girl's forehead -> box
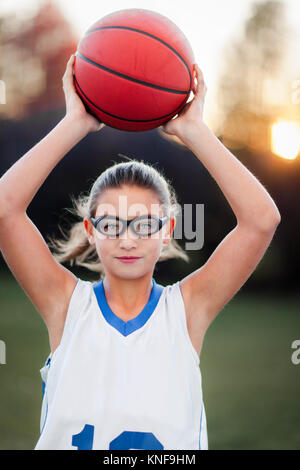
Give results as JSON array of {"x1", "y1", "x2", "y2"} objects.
[
  {"x1": 96, "y1": 186, "x2": 160, "y2": 206},
  {"x1": 95, "y1": 187, "x2": 164, "y2": 217}
]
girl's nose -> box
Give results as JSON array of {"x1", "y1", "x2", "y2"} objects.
[{"x1": 118, "y1": 226, "x2": 139, "y2": 246}]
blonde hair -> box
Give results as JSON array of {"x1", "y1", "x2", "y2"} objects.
[{"x1": 47, "y1": 157, "x2": 190, "y2": 279}]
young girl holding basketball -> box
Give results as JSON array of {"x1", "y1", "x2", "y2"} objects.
[{"x1": 0, "y1": 54, "x2": 280, "y2": 450}]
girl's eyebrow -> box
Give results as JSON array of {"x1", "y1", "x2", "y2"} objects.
[{"x1": 96, "y1": 213, "x2": 153, "y2": 218}]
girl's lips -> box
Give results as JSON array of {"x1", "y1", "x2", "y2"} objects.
[{"x1": 116, "y1": 257, "x2": 141, "y2": 263}]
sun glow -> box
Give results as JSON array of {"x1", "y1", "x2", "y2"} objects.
[{"x1": 271, "y1": 121, "x2": 300, "y2": 160}]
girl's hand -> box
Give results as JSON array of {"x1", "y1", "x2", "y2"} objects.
[
  {"x1": 160, "y1": 63, "x2": 207, "y2": 137},
  {"x1": 62, "y1": 54, "x2": 105, "y2": 133}
]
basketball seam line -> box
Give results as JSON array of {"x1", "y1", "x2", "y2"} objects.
[
  {"x1": 84, "y1": 25, "x2": 192, "y2": 83},
  {"x1": 73, "y1": 74, "x2": 188, "y2": 123},
  {"x1": 76, "y1": 52, "x2": 189, "y2": 94}
]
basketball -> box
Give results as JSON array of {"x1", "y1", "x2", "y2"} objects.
[{"x1": 73, "y1": 9, "x2": 195, "y2": 132}]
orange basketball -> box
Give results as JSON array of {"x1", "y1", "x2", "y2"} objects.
[{"x1": 74, "y1": 9, "x2": 195, "y2": 131}]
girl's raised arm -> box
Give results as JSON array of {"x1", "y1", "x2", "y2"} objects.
[
  {"x1": 161, "y1": 64, "x2": 281, "y2": 356},
  {"x1": 0, "y1": 54, "x2": 104, "y2": 353}
]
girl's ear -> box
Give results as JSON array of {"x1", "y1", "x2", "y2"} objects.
[
  {"x1": 163, "y1": 217, "x2": 176, "y2": 244},
  {"x1": 83, "y1": 218, "x2": 95, "y2": 245}
]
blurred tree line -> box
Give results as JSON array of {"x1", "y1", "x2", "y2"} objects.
[
  {"x1": 0, "y1": 0, "x2": 78, "y2": 118},
  {"x1": 0, "y1": 0, "x2": 299, "y2": 293}
]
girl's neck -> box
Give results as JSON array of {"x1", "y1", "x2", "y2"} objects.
[{"x1": 102, "y1": 275, "x2": 153, "y2": 315}]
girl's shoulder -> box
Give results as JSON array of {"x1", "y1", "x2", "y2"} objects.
[{"x1": 62, "y1": 276, "x2": 94, "y2": 324}]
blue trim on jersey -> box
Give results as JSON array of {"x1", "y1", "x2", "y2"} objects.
[
  {"x1": 199, "y1": 404, "x2": 203, "y2": 450},
  {"x1": 93, "y1": 277, "x2": 164, "y2": 336},
  {"x1": 40, "y1": 401, "x2": 48, "y2": 436},
  {"x1": 38, "y1": 355, "x2": 52, "y2": 442},
  {"x1": 42, "y1": 356, "x2": 51, "y2": 398}
]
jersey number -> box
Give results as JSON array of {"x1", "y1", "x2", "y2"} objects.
[{"x1": 72, "y1": 424, "x2": 164, "y2": 450}]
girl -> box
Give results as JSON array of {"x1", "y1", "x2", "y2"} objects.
[{"x1": 0, "y1": 54, "x2": 280, "y2": 450}]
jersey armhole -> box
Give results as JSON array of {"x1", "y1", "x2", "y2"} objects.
[
  {"x1": 47, "y1": 277, "x2": 82, "y2": 362},
  {"x1": 174, "y1": 280, "x2": 200, "y2": 367}
]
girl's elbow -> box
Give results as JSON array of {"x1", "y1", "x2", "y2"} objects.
[
  {"x1": 271, "y1": 206, "x2": 281, "y2": 227},
  {"x1": 262, "y1": 208, "x2": 281, "y2": 232}
]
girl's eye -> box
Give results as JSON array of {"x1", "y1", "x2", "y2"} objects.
[{"x1": 99, "y1": 221, "x2": 119, "y2": 233}]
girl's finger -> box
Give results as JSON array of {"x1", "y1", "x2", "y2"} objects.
[
  {"x1": 63, "y1": 54, "x2": 75, "y2": 76},
  {"x1": 188, "y1": 65, "x2": 195, "y2": 95},
  {"x1": 194, "y1": 64, "x2": 207, "y2": 95},
  {"x1": 192, "y1": 65, "x2": 197, "y2": 94},
  {"x1": 62, "y1": 54, "x2": 76, "y2": 87},
  {"x1": 68, "y1": 53, "x2": 75, "y2": 64},
  {"x1": 195, "y1": 63, "x2": 204, "y2": 81},
  {"x1": 67, "y1": 54, "x2": 75, "y2": 73}
]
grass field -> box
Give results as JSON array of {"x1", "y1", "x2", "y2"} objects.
[{"x1": 0, "y1": 272, "x2": 299, "y2": 450}]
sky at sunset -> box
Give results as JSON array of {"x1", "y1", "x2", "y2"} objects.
[{"x1": 1, "y1": 0, "x2": 299, "y2": 126}]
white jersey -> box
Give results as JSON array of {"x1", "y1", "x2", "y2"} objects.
[{"x1": 35, "y1": 277, "x2": 208, "y2": 450}]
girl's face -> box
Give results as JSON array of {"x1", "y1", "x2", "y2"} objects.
[{"x1": 84, "y1": 185, "x2": 175, "y2": 280}]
